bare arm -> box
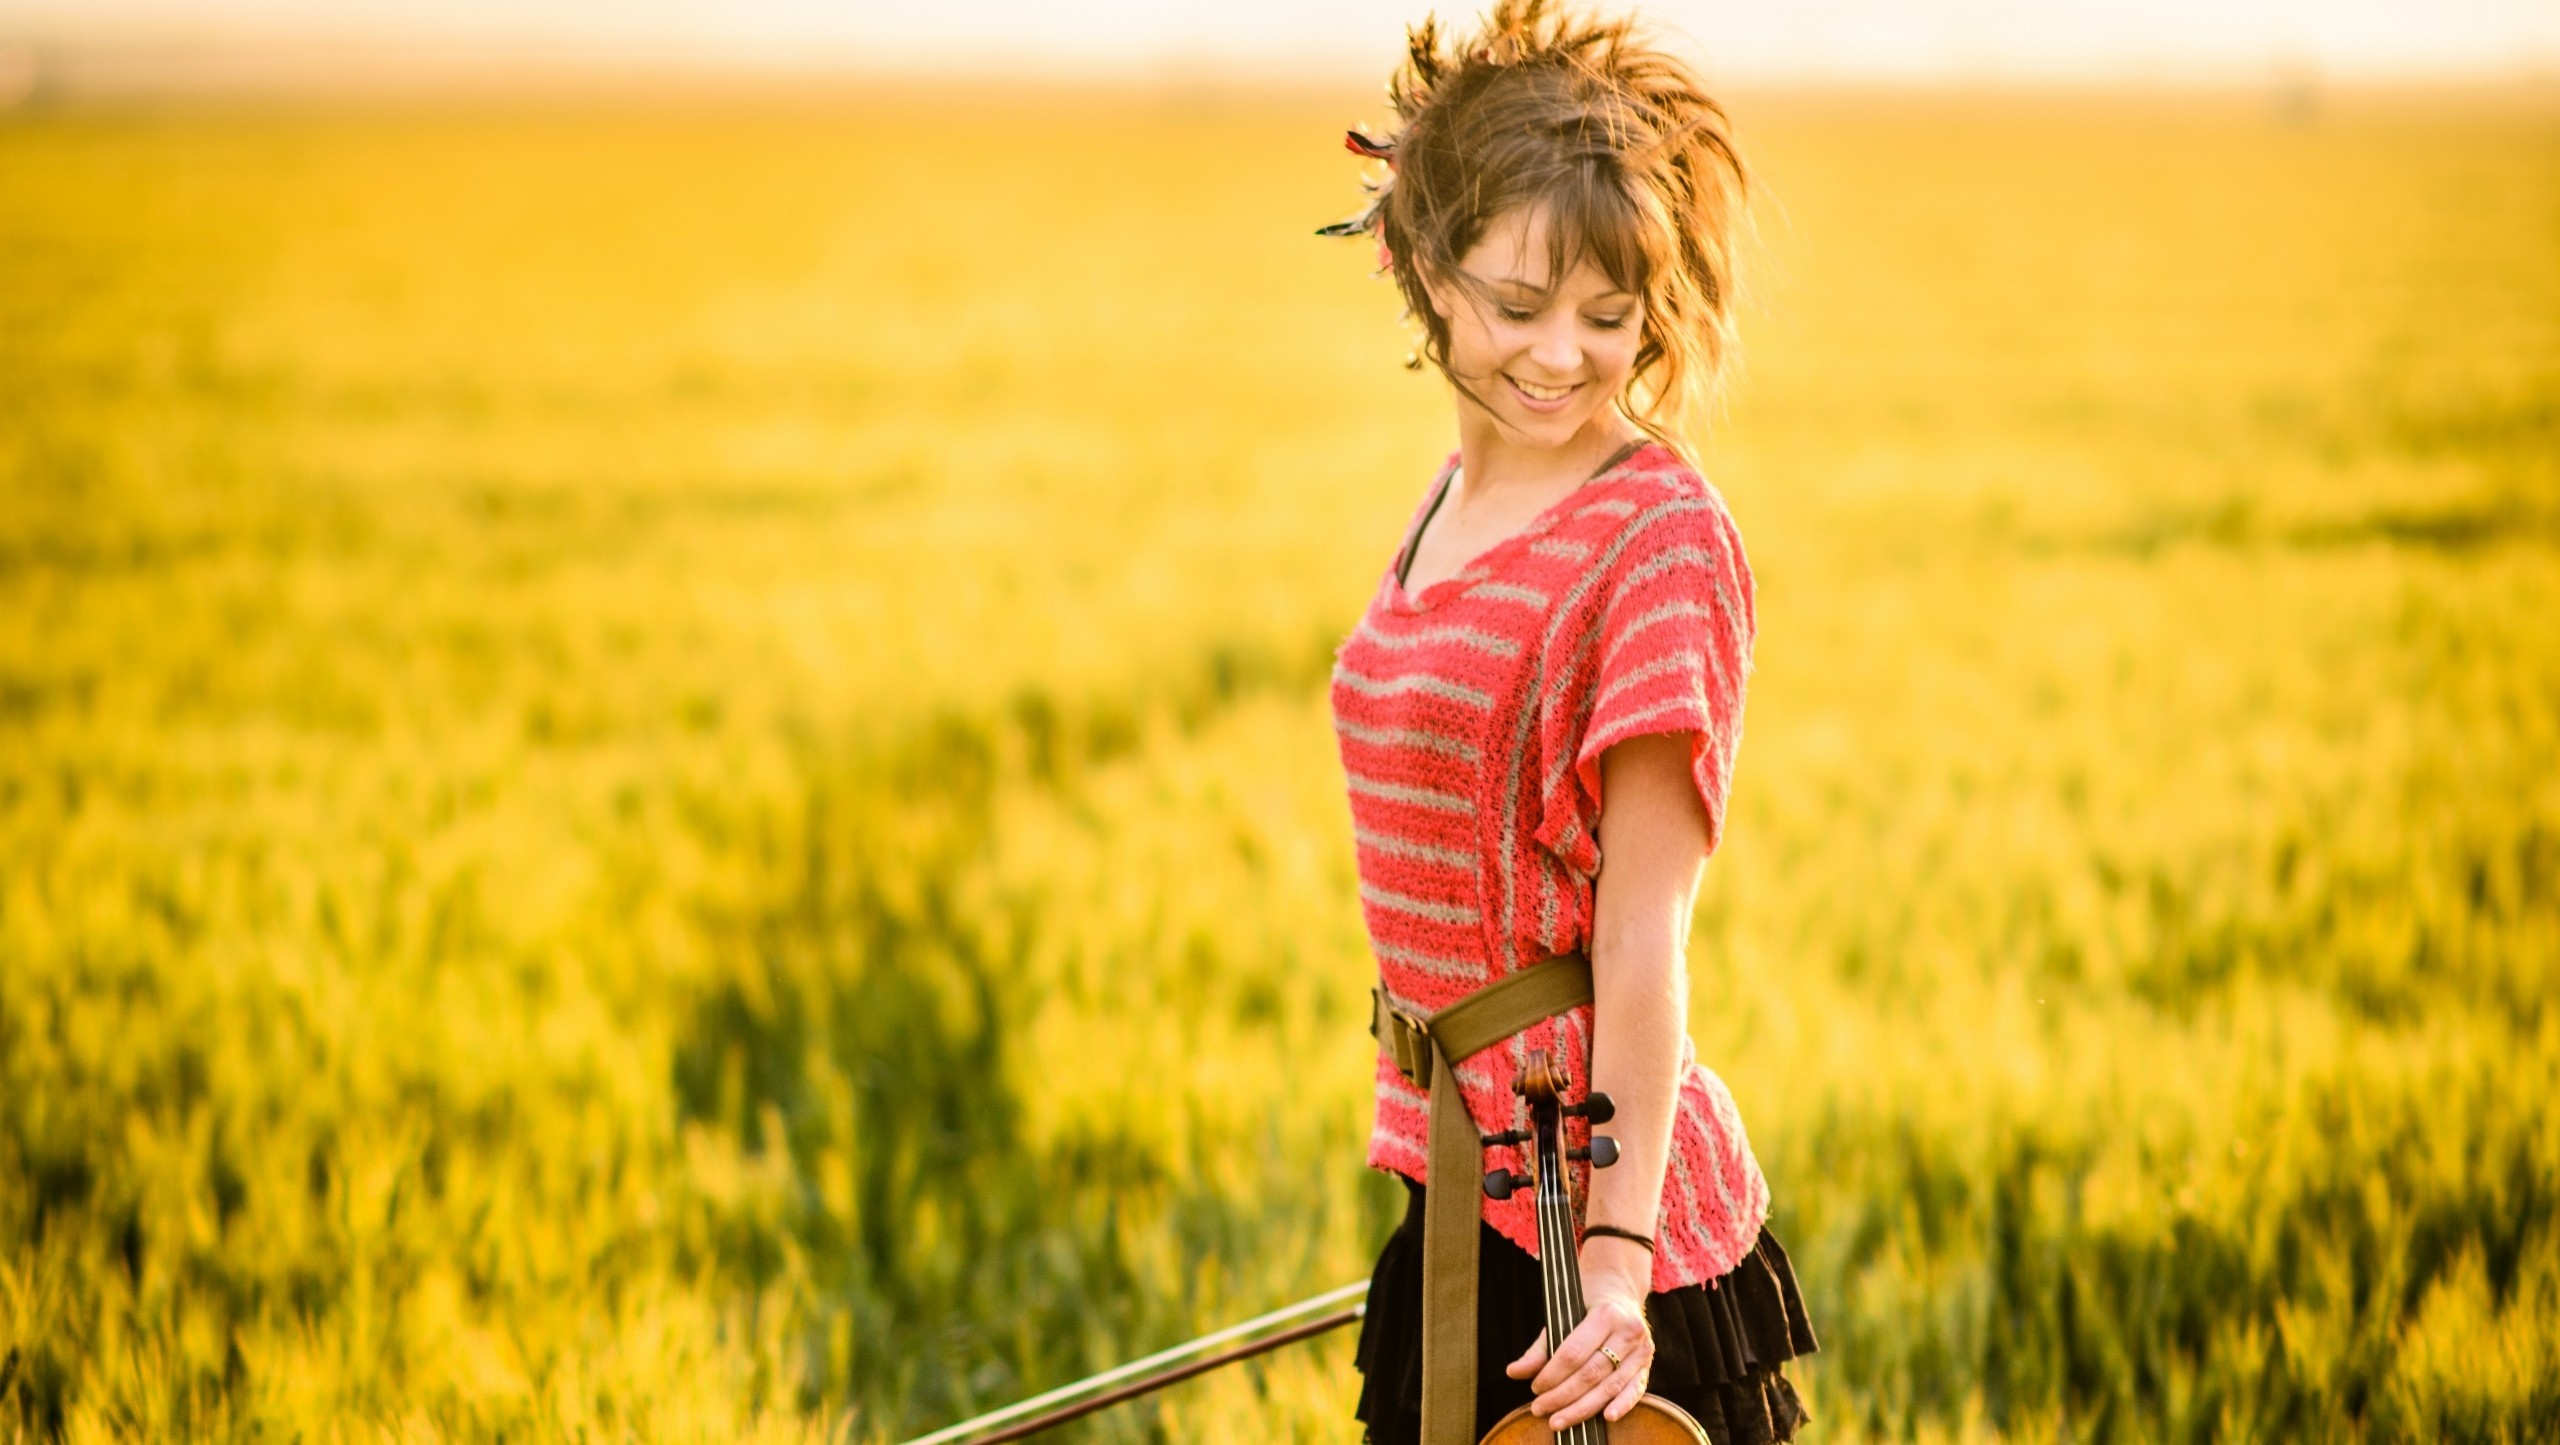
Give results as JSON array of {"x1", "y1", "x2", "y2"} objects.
[{"x1": 1508, "y1": 729, "x2": 1709, "y2": 1426}]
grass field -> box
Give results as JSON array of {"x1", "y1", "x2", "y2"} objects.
[{"x1": 2, "y1": 83, "x2": 2557, "y2": 1442}]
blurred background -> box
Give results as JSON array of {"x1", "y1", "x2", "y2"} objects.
[{"x1": 1, "y1": 2, "x2": 2555, "y2": 1441}]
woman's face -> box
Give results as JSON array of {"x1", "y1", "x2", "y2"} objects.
[{"x1": 1427, "y1": 205, "x2": 1645, "y2": 451}]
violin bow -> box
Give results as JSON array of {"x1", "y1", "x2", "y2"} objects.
[{"x1": 884, "y1": 1281, "x2": 1368, "y2": 1445}]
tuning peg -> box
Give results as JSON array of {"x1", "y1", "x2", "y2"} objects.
[
  {"x1": 1563, "y1": 1092, "x2": 1616, "y2": 1125},
  {"x1": 1480, "y1": 1129, "x2": 1531, "y2": 1150},
  {"x1": 1568, "y1": 1136, "x2": 1621, "y2": 1168},
  {"x1": 1483, "y1": 1168, "x2": 1531, "y2": 1200}
]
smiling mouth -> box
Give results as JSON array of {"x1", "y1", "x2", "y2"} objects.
[{"x1": 1507, "y1": 374, "x2": 1576, "y2": 403}]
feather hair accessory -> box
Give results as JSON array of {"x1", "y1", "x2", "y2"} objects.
[{"x1": 1315, "y1": 128, "x2": 1396, "y2": 241}]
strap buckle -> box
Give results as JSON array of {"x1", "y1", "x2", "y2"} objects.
[{"x1": 1371, "y1": 988, "x2": 1435, "y2": 1088}]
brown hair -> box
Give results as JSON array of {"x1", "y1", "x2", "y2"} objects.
[{"x1": 1322, "y1": 0, "x2": 1747, "y2": 450}]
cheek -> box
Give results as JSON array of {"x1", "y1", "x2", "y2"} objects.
[
  {"x1": 1449, "y1": 314, "x2": 1520, "y2": 368},
  {"x1": 1591, "y1": 331, "x2": 1643, "y2": 381}
]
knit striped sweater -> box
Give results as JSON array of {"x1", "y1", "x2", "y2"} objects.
[{"x1": 1329, "y1": 440, "x2": 1768, "y2": 1292}]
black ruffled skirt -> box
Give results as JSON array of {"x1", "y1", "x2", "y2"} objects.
[{"x1": 1354, "y1": 1179, "x2": 1817, "y2": 1445}]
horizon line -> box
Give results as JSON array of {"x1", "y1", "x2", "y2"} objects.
[{"x1": 6, "y1": 32, "x2": 2558, "y2": 108}]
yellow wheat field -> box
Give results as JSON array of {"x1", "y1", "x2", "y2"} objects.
[{"x1": 1, "y1": 85, "x2": 2555, "y2": 1441}]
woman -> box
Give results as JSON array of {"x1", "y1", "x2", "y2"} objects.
[{"x1": 1321, "y1": 3, "x2": 1818, "y2": 1442}]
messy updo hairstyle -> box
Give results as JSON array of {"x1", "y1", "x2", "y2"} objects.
[{"x1": 1321, "y1": 0, "x2": 1747, "y2": 450}]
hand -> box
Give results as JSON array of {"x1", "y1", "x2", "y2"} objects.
[{"x1": 1504, "y1": 1242, "x2": 1655, "y2": 1428}]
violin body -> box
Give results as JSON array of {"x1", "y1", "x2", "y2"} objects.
[{"x1": 1480, "y1": 1394, "x2": 1708, "y2": 1444}]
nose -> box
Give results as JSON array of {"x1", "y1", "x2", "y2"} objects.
[{"x1": 1526, "y1": 315, "x2": 1582, "y2": 378}]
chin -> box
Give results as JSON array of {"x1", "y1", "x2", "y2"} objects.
[{"x1": 1503, "y1": 405, "x2": 1605, "y2": 451}]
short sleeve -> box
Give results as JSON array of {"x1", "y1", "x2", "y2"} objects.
[{"x1": 1534, "y1": 493, "x2": 1755, "y2": 876}]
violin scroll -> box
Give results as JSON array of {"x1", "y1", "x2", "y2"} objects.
[
  {"x1": 1507, "y1": 1052, "x2": 1620, "y2": 1162},
  {"x1": 1514, "y1": 1049, "x2": 1569, "y2": 1106}
]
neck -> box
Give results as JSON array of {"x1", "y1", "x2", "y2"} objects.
[{"x1": 1450, "y1": 395, "x2": 1642, "y2": 499}]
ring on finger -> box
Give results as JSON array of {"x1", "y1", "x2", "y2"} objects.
[{"x1": 1600, "y1": 1344, "x2": 1624, "y2": 1369}]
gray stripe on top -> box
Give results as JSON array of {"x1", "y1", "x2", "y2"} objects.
[
  {"x1": 1617, "y1": 542, "x2": 1717, "y2": 594},
  {"x1": 1600, "y1": 598, "x2": 1716, "y2": 671},
  {"x1": 1591, "y1": 651, "x2": 1706, "y2": 717},
  {"x1": 1334, "y1": 668, "x2": 1494, "y2": 710},
  {"x1": 1346, "y1": 772, "x2": 1474, "y2": 814},
  {"x1": 1591, "y1": 694, "x2": 1709, "y2": 744},
  {"x1": 1334, "y1": 717, "x2": 1482, "y2": 763},
  {"x1": 1359, "y1": 623, "x2": 1523, "y2": 659},
  {"x1": 1362, "y1": 882, "x2": 1480, "y2": 926},
  {"x1": 1373, "y1": 939, "x2": 1483, "y2": 982},
  {"x1": 1466, "y1": 581, "x2": 1550, "y2": 609},
  {"x1": 1355, "y1": 825, "x2": 1475, "y2": 870}
]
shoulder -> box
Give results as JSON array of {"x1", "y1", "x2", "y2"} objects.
[{"x1": 1558, "y1": 444, "x2": 1752, "y2": 602}]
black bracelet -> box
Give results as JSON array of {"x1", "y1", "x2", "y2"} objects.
[{"x1": 1581, "y1": 1224, "x2": 1656, "y2": 1253}]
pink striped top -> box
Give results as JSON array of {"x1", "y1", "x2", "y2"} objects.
[{"x1": 1329, "y1": 440, "x2": 1767, "y2": 1291}]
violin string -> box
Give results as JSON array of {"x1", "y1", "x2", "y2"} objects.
[
  {"x1": 1566, "y1": 1135, "x2": 1601, "y2": 1445},
  {"x1": 1536, "y1": 1100, "x2": 1601, "y2": 1445}
]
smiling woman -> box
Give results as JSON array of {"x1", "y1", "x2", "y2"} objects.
[
  {"x1": 1316, "y1": 5, "x2": 1814, "y2": 1445},
  {"x1": 1326, "y1": 0, "x2": 1744, "y2": 452}
]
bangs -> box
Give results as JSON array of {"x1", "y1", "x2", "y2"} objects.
[
  {"x1": 1445, "y1": 149, "x2": 1665, "y2": 308},
  {"x1": 1535, "y1": 160, "x2": 1660, "y2": 301}
]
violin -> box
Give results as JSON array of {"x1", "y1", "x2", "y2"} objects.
[{"x1": 1477, "y1": 1051, "x2": 1707, "y2": 1445}]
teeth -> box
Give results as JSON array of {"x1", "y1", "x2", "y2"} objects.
[{"x1": 1511, "y1": 376, "x2": 1571, "y2": 401}]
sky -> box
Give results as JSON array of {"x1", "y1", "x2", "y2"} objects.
[{"x1": 6, "y1": 0, "x2": 2557, "y2": 85}]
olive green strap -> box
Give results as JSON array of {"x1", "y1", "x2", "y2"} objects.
[
  {"x1": 1374, "y1": 953, "x2": 1594, "y2": 1445},
  {"x1": 1420, "y1": 1058, "x2": 1482, "y2": 1445}
]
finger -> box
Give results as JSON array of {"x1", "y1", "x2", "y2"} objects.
[
  {"x1": 1600, "y1": 1367, "x2": 1650, "y2": 1423},
  {"x1": 1504, "y1": 1329, "x2": 1548, "y2": 1380},
  {"x1": 1542, "y1": 1367, "x2": 1616, "y2": 1429}
]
